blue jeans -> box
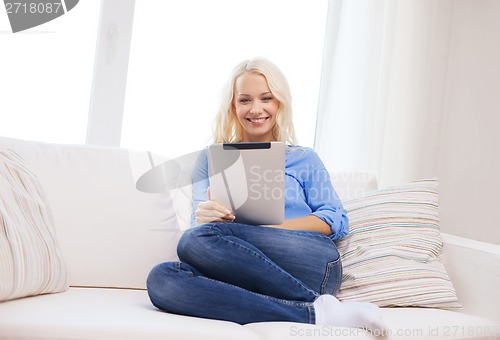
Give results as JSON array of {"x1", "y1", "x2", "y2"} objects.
[{"x1": 146, "y1": 222, "x2": 342, "y2": 324}]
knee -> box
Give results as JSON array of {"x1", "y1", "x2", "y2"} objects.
[
  {"x1": 146, "y1": 262, "x2": 183, "y2": 311},
  {"x1": 146, "y1": 262, "x2": 177, "y2": 296},
  {"x1": 176, "y1": 226, "x2": 203, "y2": 260},
  {"x1": 146, "y1": 262, "x2": 203, "y2": 313},
  {"x1": 176, "y1": 223, "x2": 222, "y2": 261}
]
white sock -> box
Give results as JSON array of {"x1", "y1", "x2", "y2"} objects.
[{"x1": 313, "y1": 294, "x2": 387, "y2": 331}]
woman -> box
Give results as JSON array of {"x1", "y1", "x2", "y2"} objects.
[{"x1": 147, "y1": 58, "x2": 385, "y2": 330}]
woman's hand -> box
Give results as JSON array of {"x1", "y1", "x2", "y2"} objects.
[{"x1": 195, "y1": 187, "x2": 235, "y2": 225}]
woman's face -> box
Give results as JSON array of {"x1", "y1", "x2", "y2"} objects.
[{"x1": 233, "y1": 72, "x2": 279, "y2": 142}]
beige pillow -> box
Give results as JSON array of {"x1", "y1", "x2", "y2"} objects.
[
  {"x1": 0, "y1": 150, "x2": 68, "y2": 302},
  {"x1": 336, "y1": 178, "x2": 461, "y2": 309}
]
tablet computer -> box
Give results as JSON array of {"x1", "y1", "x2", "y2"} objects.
[{"x1": 208, "y1": 142, "x2": 286, "y2": 225}]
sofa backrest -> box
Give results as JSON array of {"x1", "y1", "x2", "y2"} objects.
[{"x1": 0, "y1": 136, "x2": 377, "y2": 290}]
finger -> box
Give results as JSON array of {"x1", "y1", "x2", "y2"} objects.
[
  {"x1": 196, "y1": 208, "x2": 236, "y2": 224},
  {"x1": 199, "y1": 200, "x2": 232, "y2": 216},
  {"x1": 196, "y1": 208, "x2": 226, "y2": 220},
  {"x1": 197, "y1": 214, "x2": 233, "y2": 224},
  {"x1": 222, "y1": 213, "x2": 236, "y2": 221},
  {"x1": 196, "y1": 204, "x2": 232, "y2": 222},
  {"x1": 207, "y1": 186, "x2": 211, "y2": 200}
]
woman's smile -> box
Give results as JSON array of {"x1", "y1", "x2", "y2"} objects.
[{"x1": 246, "y1": 116, "x2": 270, "y2": 125}]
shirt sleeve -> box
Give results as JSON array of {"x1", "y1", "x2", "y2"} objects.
[
  {"x1": 304, "y1": 150, "x2": 349, "y2": 240},
  {"x1": 190, "y1": 148, "x2": 209, "y2": 228}
]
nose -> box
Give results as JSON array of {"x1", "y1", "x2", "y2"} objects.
[{"x1": 250, "y1": 102, "x2": 262, "y2": 115}]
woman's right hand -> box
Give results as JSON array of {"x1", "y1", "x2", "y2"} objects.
[{"x1": 195, "y1": 187, "x2": 236, "y2": 225}]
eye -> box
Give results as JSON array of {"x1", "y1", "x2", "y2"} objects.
[
  {"x1": 262, "y1": 96, "x2": 274, "y2": 102},
  {"x1": 238, "y1": 98, "x2": 251, "y2": 103}
]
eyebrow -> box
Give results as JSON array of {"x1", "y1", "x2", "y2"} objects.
[{"x1": 237, "y1": 92, "x2": 273, "y2": 96}]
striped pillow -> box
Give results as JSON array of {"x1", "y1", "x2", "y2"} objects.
[
  {"x1": 336, "y1": 179, "x2": 461, "y2": 308},
  {"x1": 0, "y1": 150, "x2": 68, "y2": 302}
]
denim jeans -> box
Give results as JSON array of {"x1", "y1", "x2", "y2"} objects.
[{"x1": 146, "y1": 222, "x2": 342, "y2": 325}]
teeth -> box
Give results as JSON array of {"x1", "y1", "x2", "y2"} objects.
[{"x1": 250, "y1": 118, "x2": 266, "y2": 123}]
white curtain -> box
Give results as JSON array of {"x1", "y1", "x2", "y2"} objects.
[{"x1": 315, "y1": 0, "x2": 453, "y2": 188}]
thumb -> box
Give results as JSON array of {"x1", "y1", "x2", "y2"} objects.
[{"x1": 207, "y1": 186, "x2": 211, "y2": 200}]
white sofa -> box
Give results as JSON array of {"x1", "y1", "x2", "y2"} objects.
[{"x1": 0, "y1": 136, "x2": 499, "y2": 340}]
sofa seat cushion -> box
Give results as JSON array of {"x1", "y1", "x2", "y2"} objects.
[
  {"x1": 0, "y1": 287, "x2": 259, "y2": 340},
  {"x1": 246, "y1": 309, "x2": 498, "y2": 339},
  {"x1": 1, "y1": 288, "x2": 497, "y2": 340}
]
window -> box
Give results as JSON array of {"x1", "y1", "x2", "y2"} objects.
[
  {"x1": 0, "y1": 1, "x2": 101, "y2": 144},
  {"x1": 121, "y1": 0, "x2": 328, "y2": 158}
]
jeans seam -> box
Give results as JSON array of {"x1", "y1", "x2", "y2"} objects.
[
  {"x1": 308, "y1": 304, "x2": 315, "y2": 324},
  {"x1": 320, "y1": 257, "x2": 342, "y2": 295}
]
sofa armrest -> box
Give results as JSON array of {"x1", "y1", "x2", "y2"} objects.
[{"x1": 441, "y1": 232, "x2": 500, "y2": 323}]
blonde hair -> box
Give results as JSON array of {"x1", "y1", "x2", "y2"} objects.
[{"x1": 213, "y1": 57, "x2": 298, "y2": 145}]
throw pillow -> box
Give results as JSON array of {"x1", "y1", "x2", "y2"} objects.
[
  {"x1": 0, "y1": 150, "x2": 68, "y2": 302},
  {"x1": 336, "y1": 178, "x2": 461, "y2": 309}
]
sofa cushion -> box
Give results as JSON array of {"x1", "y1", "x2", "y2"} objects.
[
  {"x1": 0, "y1": 287, "x2": 260, "y2": 340},
  {"x1": 0, "y1": 287, "x2": 496, "y2": 340},
  {"x1": 0, "y1": 150, "x2": 68, "y2": 302},
  {"x1": 336, "y1": 179, "x2": 461, "y2": 309},
  {"x1": 0, "y1": 136, "x2": 182, "y2": 289}
]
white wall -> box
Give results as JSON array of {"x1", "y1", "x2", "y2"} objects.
[
  {"x1": 378, "y1": 0, "x2": 500, "y2": 244},
  {"x1": 437, "y1": 0, "x2": 500, "y2": 244}
]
